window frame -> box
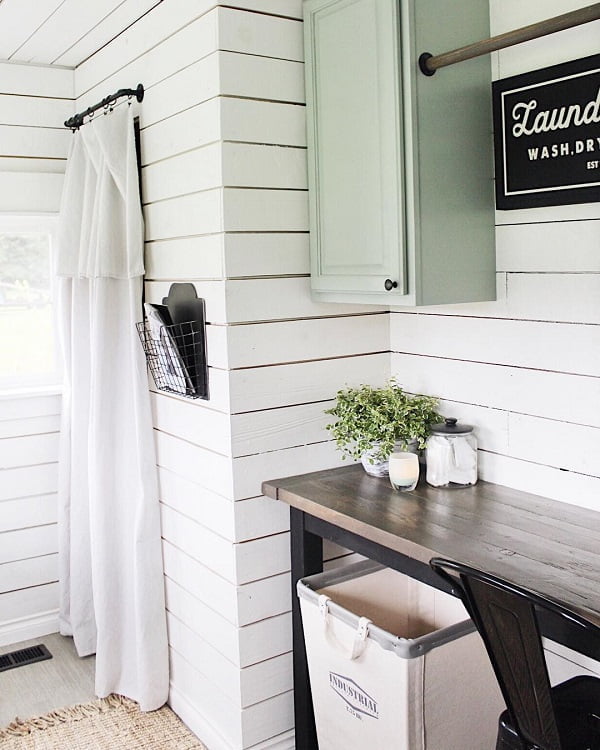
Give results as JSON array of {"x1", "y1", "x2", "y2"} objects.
[{"x1": 0, "y1": 213, "x2": 61, "y2": 394}]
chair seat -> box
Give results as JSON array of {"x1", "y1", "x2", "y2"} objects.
[{"x1": 497, "y1": 675, "x2": 600, "y2": 750}]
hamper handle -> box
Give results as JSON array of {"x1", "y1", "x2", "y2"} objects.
[{"x1": 318, "y1": 595, "x2": 371, "y2": 660}]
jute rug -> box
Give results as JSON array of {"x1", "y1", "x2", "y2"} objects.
[{"x1": 0, "y1": 694, "x2": 207, "y2": 750}]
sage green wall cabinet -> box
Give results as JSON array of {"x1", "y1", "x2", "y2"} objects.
[{"x1": 304, "y1": 0, "x2": 496, "y2": 306}]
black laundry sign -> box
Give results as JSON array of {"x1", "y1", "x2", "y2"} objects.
[{"x1": 493, "y1": 54, "x2": 600, "y2": 209}]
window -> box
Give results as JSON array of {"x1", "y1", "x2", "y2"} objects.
[{"x1": 0, "y1": 215, "x2": 60, "y2": 390}]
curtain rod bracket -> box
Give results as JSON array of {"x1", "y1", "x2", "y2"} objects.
[
  {"x1": 65, "y1": 84, "x2": 144, "y2": 130},
  {"x1": 419, "y1": 3, "x2": 600, "y2": 76},
  {"x1": 418, "y1": 53, "x2": 436, "y2": 77}
]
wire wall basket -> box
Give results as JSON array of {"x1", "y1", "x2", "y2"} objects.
[{"x1": 137, "y1": 319, "x2": 208, "y2": 399}]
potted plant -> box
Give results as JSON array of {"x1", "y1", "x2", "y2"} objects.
[{"x1": 325, "y1": 380, "x2": 441, "y2": 476}]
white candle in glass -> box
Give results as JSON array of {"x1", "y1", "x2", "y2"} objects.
[{"x1": 389, "y1": 452, "x2": 419, "y2": 491}]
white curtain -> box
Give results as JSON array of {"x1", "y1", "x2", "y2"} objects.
[{"x1": 56, "y1": 105, "x2": 168, "y2": 711}]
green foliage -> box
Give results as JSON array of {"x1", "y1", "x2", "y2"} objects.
[{"x1": 325, "y1": 380, "x2": 440, "y2": 462}]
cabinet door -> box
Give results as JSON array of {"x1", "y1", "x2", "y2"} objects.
[{"x1": 304, "y1": 0, "x2": 406, "y2": 296}]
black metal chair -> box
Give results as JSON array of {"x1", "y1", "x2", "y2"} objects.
[{"x1": 430, "y1": 557, "x2": 600, "y2": 750}]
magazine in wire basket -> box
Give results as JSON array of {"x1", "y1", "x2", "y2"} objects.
[{"x1": 137, "y1": 303, "x2": 208, "y2": 399}]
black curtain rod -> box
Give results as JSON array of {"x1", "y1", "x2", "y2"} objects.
[{"x1": 64, "y1": 83, "x2": 144, "y2": 130}]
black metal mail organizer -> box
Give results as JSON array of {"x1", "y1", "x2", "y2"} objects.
[{"x1": 137, "y1": 283, "x2": 209, "y2": 400}]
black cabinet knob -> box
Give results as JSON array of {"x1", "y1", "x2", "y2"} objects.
[{"x1": 384, "y1": 279, "x2": 398, "y2": 291}]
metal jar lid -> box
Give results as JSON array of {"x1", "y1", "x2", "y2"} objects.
[{"x1": 430, "y1": 417, "x2": 473, "y2": 435}]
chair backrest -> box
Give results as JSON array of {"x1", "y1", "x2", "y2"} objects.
[{"x1": 430, "y1": 558, "x2": 600, "y2": 750}]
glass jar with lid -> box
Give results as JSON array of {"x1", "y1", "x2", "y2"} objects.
[{"x1": 426, "y1": 418, "x2": 477, "y2": 488}]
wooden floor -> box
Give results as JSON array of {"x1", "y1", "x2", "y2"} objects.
[{"x1": 0, "y1": 632, "x2": 96, "y2": 728}]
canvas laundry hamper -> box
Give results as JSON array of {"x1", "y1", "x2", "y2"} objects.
[{"x1": 298, "y1": 560, "x2": 505, "y2": 750}]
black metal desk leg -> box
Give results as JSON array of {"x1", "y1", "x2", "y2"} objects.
[{"x1": 290, "y1": 507, "x2": 323, "y2": 750}]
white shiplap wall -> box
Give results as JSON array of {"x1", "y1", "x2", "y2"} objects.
[
  {"x1": 390, "y1": 0, "x2": 600, "y2": 513},
  {"x1": 3, "y1": 0, "x2": 597, "y2": 747},
  {"x1": 72, "y1": 3, "x2": 387, "y2": 749},
  {"x1": 0, "y1": 393, "x2": 62, "y2": 645},
  {"x1": 0, "y1": 62, "x2": 72, "y2": 645}
]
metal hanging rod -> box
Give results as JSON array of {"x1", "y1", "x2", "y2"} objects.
[
  {"x1": 419, "y1": 3, "x2": 600, "y2": 76},
  {"x1": 64, "y1": 83, "x2": 144, "y2": 130}
]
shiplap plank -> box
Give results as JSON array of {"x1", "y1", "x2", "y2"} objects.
[
  {"x1": 0, "y1": 414, "x2": 60, "y2": 439},
  {"x1": 17, "y1": 0, "x2": 126, "y2": 62},
  {"x1": 0, "y1": 494, "x2": 57, "y2": 533},
  {"x1": 218, "y1": 7, "x2": 303, "y2": 62},
  {"x1": 506, "y1": 274, "x2": 600, "y2": 325},
  {"x1": 496, "y1": 221, "x2": 600, "y2": 272},
  {"x1": 0, "y1": 0, "x2": 66, "y2": 60},
  {"x1": 233, "y1": 441, "x2": 344, "y2": 501},
  {"x1": 0, "y1": 464, "x2": 58, "y2": 502},
  {"x1": 219, "y1": 51, "x2": 304, "y2": 103},
  {"x1": 160, "y1": 467, "x2": 290, "y2": 542},
  {"x1": 163, "y1": 541, "x2": 291, "y2": 626},
  {"x1": 163, "y1": 540, "x2": 238, "y2": 624},
  {"x1": 165, "y1": 577, "x2": 292, "y2": 667},
  {"x1": 234, "y1": 496, "x2": 290, "y2": 543},
  {"x1": 220, "y1": 98, "x2": 306, "y2": 147},
  {"x1": 223, "y1": 187, "x2": 307, "y2": 232},
  {"x1": 0, "y1": 62, "x2": 73, "y2": 99},
  {"x1": 159, "y1": 469, "x2": 234, "y2": 540},
  {"x1": 162, "y1": 502, "x2": 289, "y2": 584},
  {"x1": 0, "y1": 553, "x2": 58, "y2": 594},
  {"x1": 224, "y1": 232, "x2": 309, "y2": 278},
  {"x1": 0, "y1": 433, "x2": 59, "y2": 470},
  {"x1": 74, "y1": 2, "x2": 216, "y2": 99},
  {"x1": 144, "y1": 189, "x2": 223, "y2": 241},
  {"x1": 54, "y1": 0, "x2": 162, "y2": 67},
  {"x1": 0, "y1": 524, "x2": 57, "y2": 565},
  {"x1": 167, "y1": 613, "x2": 241, "y2": 706},
  {"x1": 495, "y1": 203, "x2": 600, "y2": 224},
  {"x1": 0, "y1": 172, "x2": 64, "y2": 212},
  {"x1": 149, "y1": 277, "x2": 381, "y2": 324},
  {"x1": 391, "y1": 352, "x2": 600, "y2": 428},
  {"x1": 165, "y1": 579, "x2": 238, "y2": 665},
  {"x1": 237, "y1": 572, "x2": 290, "y2": 627},
  {"x1": 136, "y1": 55, "x2": 220, "y2": 129},
  {"x1": 390, "y1": 312, "x2": 600, "y2": 377},
  {"x1": 169, "y1": 648, "x2": 293, "y2": 748},
  {"x1": 234, "y1": 532, "x2": 290, "y2": 584},
  {"x1": 229, "y1": 353, "x2": 390, "y2": 412},
  {"x1": 144, "y1": 235, "x2": 224, "y2": 281},
  {"x1": 140, "y1": 99, "x2": 220, "y2": 166},
  {"x1": 0, "y1": 124, "x2": 70, "y2": 158},
  {"x1": 151, "y1": 390, "x2": 231, "y2": 455},
  {"x1": 161, "y1": 504, "x2": 235, "y2": 581},
  {"x1": 493, "y1": 4, "x2": 600, "y2": 79},
  {"x1": 0, "y1": 95, "x2": 71, "y2": 128},
  {"x1": 222, "y1": 143, "x2": 307, "y2": 189},
  {"x1": 224, "y1": 0, "x2": 301, "y2": 18},
  {"x1": 148, "y1": 366, "x2": 230, "y2": 414},
  {"x1": 479, "y1": 452, "x2": 600, "y2": 512},
  {"x1": 142, "y1": 143, "x2": 222, "y2": 204},
  {"x1": 0, "y1": 394, "x2": 60, "y2": 422},
  {"x1": 226, "y1": 314, "x2": 389, "y2": 369},
  {"x1": 225, "y1": 277, "x2": 379, "y2": 322},
  {"x1": 509, "y1": 414, "x2": 600, "y2": 478},
  {"x1": 0, "y1": 157, "x2": 66, "y2": 174},
  {"x1": 0, "y1": 582, "x2": 58, "y2": 623},
  {"x1": 393, "y1": 273, "x2": 507, "y2": 318},
  {"x1": 436, "y1": 399, "x2": 509, "y2": 455},
  {"x1": 232, "y1": 401, "x2": 331, "y2": 457}
]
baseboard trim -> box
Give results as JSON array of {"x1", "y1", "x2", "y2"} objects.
[
  {"x1": 169, "y1": 684, "x2": 232, "y2": 750},
  {"x1": 0, "y1": 609, "x2": 59, "y2": 647},
  {"x1": 168, "y1": 686, "x2": 295, "y2": 750}
]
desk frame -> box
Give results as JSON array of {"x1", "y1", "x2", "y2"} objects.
[{"x1": 264, "y1": 465, "x2": 600, "y2": 750}]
